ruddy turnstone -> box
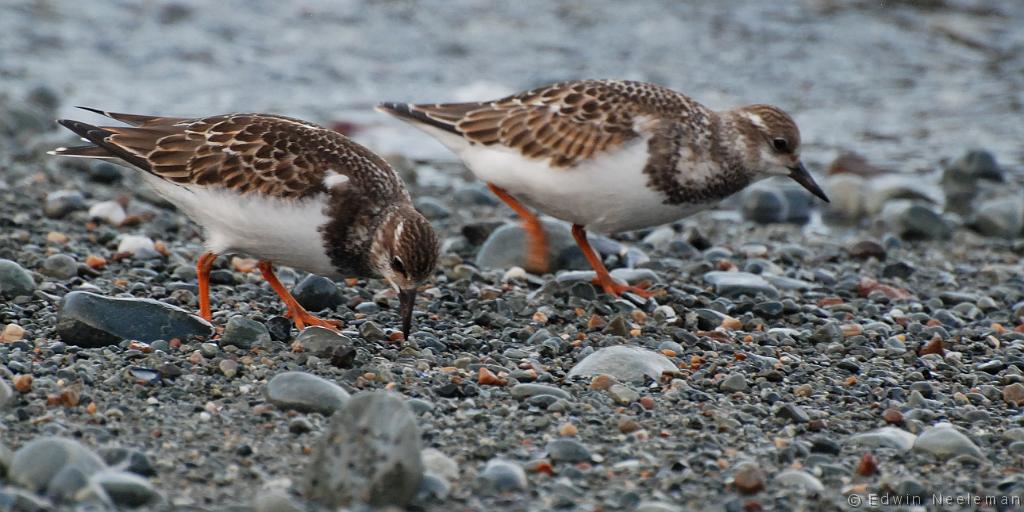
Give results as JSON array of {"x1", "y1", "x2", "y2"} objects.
[
  {"x1": 378, "y1": 79, "x2": 829, "y2": 296},
  {"x1": 50, "y1": 108, "x2": 438, "y2": 335}
]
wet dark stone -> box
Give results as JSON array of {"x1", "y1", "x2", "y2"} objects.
[{"x1": 56, "y1": 291, "x2": 213, "y2": 347}]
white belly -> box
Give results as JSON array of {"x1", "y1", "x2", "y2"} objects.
[
  {"x1": 142, "y1": 175, "x2": 339, "y2": 276},
  {"x1": 457, "y1": 140, "x2": 708, "y2": 233}
]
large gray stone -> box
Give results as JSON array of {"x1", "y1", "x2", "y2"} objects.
[
  {"x1": 43, "y1": 190, "x2": 86, "y2": 219},
  {"x1": 9, "y1": 437, "x2": 106, "y2": 493},
  {"x1": 90, "y1": 470, "x2": 162, "y2": 507},
  {"x1": 264, "y1": 371, "x2": 351, "y2": 415},
  {"x1": 971, "y1": 195, "x2": 1024, "y2": 238},
  {"x1": 741, "y1": 185, "x2": 788, "y2": 224},
  {"x1": 56, "y1": 291, "x2": 214, "y2": 347},
  {"x1": 304, "y1": 392, "x2": 423, "y2": 508},
  {"x1": 823, "y1": 174, "x2": 866, "y2": 221},
  {"x1": 475, "y1": 219, "x2": 577, "y2": 272},
  {"x1": 866, "y1": 174, "x2": 943, "y2": 215},
  {"x1": 942, "y1": 150, "x2": 1003, "y2": 214},
  {"x1": 913, "y1": 423, "x2": 984, "y2": 459},
  {"x1": 477, "y1": 458, "x2": 527, "y2": 494},
  {"x1": 881, "y1": 201, "x2": 950, "y2": 240},
  {"x1": 0, "y1": 378, "x2": 12, "y2": 410},
  {"x1": 568, "y1": 345, "x2": 677, "y2": 383},
  {"x1": 41, "y1": 254, "x2": 78, "y2": 280},
  {"x1": 291, "y1": 274, "x2": 344, "y2": 312},
  {"x1": 219, "y1": 316, "x2": 271, "y2": 349},
  {"x1": 0, "y1": 259, "x2": 36, "y2": 299}
]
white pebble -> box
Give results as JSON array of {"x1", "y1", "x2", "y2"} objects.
[
  {"x1": 117, "y1": 235, "x2": 155, "y2": 256},
  {"x1": 88, "y1": 200, "x2": 127, "y2": 225},
  {"x1": 502, "y1": 266, "x2": 527, "y2": 282}
]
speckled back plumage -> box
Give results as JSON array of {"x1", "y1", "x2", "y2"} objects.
[
  {"x1": 54, "y1": 110, "x2": 414, "y2": 277},
  {"x1": 383, "y1": 80, "x2": 704, "y2": 169}
]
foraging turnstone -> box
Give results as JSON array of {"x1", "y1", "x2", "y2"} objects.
[
  {"x1": 50, "y1": 108, "x2": 438, "y2": 335},
  {"x1": 378, "y1": 79, "x2": 829, "y2": 296}
]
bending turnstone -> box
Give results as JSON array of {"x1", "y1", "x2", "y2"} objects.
[
  {"x1": 50, "y1": 108, "x2": 438, "y2": 335},
  {"x1": 378, "y1": 79, "x2": 829, "y2": 296}
]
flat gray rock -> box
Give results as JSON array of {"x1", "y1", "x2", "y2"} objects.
[
  {"x1": 844, "y1": 427, "x2": 917, "y2": 452},
  {"x1": 56, "y1": 291, "x2": 213, "y2": 347},
  {"x1": 704, "y1": 271, "x2": 780, "y2": 298},
  {"x1": 264, "y1": 371, "x2": 351, "y2": 415},
  {"x1": 510, "y1": 383, "x2": 571, "y2": 401},
  {"x1": 773, "y1": 469, "x2": 824, "y2": 493},
  {"x1": 568, "y1": 345, "x2": 677, "y2": 383},
  {"x1": 304, "y1": 391, "x2": 423, "y2": 508}
]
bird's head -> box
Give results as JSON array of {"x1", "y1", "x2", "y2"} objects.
[
  {"x1": 370, "y1": 205, "x2": 439, "y2": 337},
  {"x1": 733, "y1": 104, "x2": 829, "y2": 203}
]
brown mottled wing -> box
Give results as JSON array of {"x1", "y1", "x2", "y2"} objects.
[
  {"x1": 394, "y1": 80, "x2": 695, "y2": 168},
  {"x1": 88, "y1": 114, "x2": 382, "y2": 199}
]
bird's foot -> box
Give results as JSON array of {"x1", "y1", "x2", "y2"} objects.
[
  {"x1": 283, "y1": 308, "x2": 342, "y2": 331},
  {"x1": 594, "y1": 278, "x2": 658, "y2": 298}
]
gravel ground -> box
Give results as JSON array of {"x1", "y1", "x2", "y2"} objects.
[{"x1": 2, "y1": 1, "x2": 1024, "y2": 511}]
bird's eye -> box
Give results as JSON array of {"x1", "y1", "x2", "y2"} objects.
[
  {"x1": 771, "y1": 138, "x2": 790, "y2": 153},
  {"x1": 391, "y1": 257, "x2": 406, "y2": 275}
]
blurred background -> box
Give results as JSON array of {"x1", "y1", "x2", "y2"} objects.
[{"x1": 3, "y1": 0, "x2": 1022, "y2": 170}]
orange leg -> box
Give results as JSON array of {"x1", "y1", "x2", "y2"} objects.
[
  {"x1": 571, "y1": 224, "x2": 654, "y2": 297},
  {"x1": 196, "y1": 251, "x2": 218, "y2": 321},
  {"x1": 487, "y1": 183, "x2": 549, "y2": 274},
  {"x1": 258, "y1": 261, "x2": 341, "y2": 330}
]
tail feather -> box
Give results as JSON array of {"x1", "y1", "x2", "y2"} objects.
[
  {"x1": 74, "y1": 106, "x2": 186, "y2": 127},
  {"x1": 52, "y1": 119, "x2": 151, "y2": 170},
  {"x1": 47, "y1": 145, "x2": 116, "y2": 159},
  {"x1": 376, "y1": 102, "x2": 462, "y2": 136}
]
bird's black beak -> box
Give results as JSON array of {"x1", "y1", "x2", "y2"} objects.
[
  {"x1": 398, "y1": 288, "x2": 417, "y2": 339},
  {"x1": 787, "y1": 162, "x2": 830, "y2": 203}
]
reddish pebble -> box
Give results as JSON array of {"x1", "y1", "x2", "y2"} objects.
[
  {"x1": 630, "y1": 310, "x2": 647, "y2": 324},
  {"x1": 388, "y1": 331, "x2": 405, "y2": 343},
  {"x1": 85, "y1": 254, "x2": 107, "y2": 269},
  {"x1": 526, "y1": 459, "x2": 554, "y2": 475},
  {"x1": 882, "y1": 408, "x2": 903, "y2": 424},
  {"x1": 477, "y1": 367, "x2": 504, "y2": 386},
  {"x1": 743, "y1": 500, "x2": 764, "y2": 512},
  {"x1": 589, "y1": 374, "x2": 616, "y2": 391},
  {"x1": 639, "y1": 396, "x2": 655, "y2": 410},
  {"x1": 733, "y1": 463, "x2": 766, "y2": 494},
  {"x1": 1003, "y1": 383, "x2": 1024, "y2": 406},
  {"x1": 918, "y1": 335, "x2": 944, "y2": 356},
  {"x1": 128, "y1": 341, "x2": 153, "y2": 353},
  {"x1": 587, "y1": 314, "x2": 607, "y2": 330},
  {"x1": 856, "y1": 452, "x2": 879, "y2": 476},
  {"x1": 721, "y1": 316, "x2": 742, "y2": 330},
  {"x1": 618, "y1": 418, "x2": 641, "y2": 434},
  {"x1": 558, "y1": 423, "x2": 578, "y2": 437},
  {"x1": 13, "y1": 374, "x2": 32, "y2": 393}
]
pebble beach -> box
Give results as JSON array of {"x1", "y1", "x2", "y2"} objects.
[{"x1": 2, "y1": 1, "x2": 1024, "y2": 511}]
